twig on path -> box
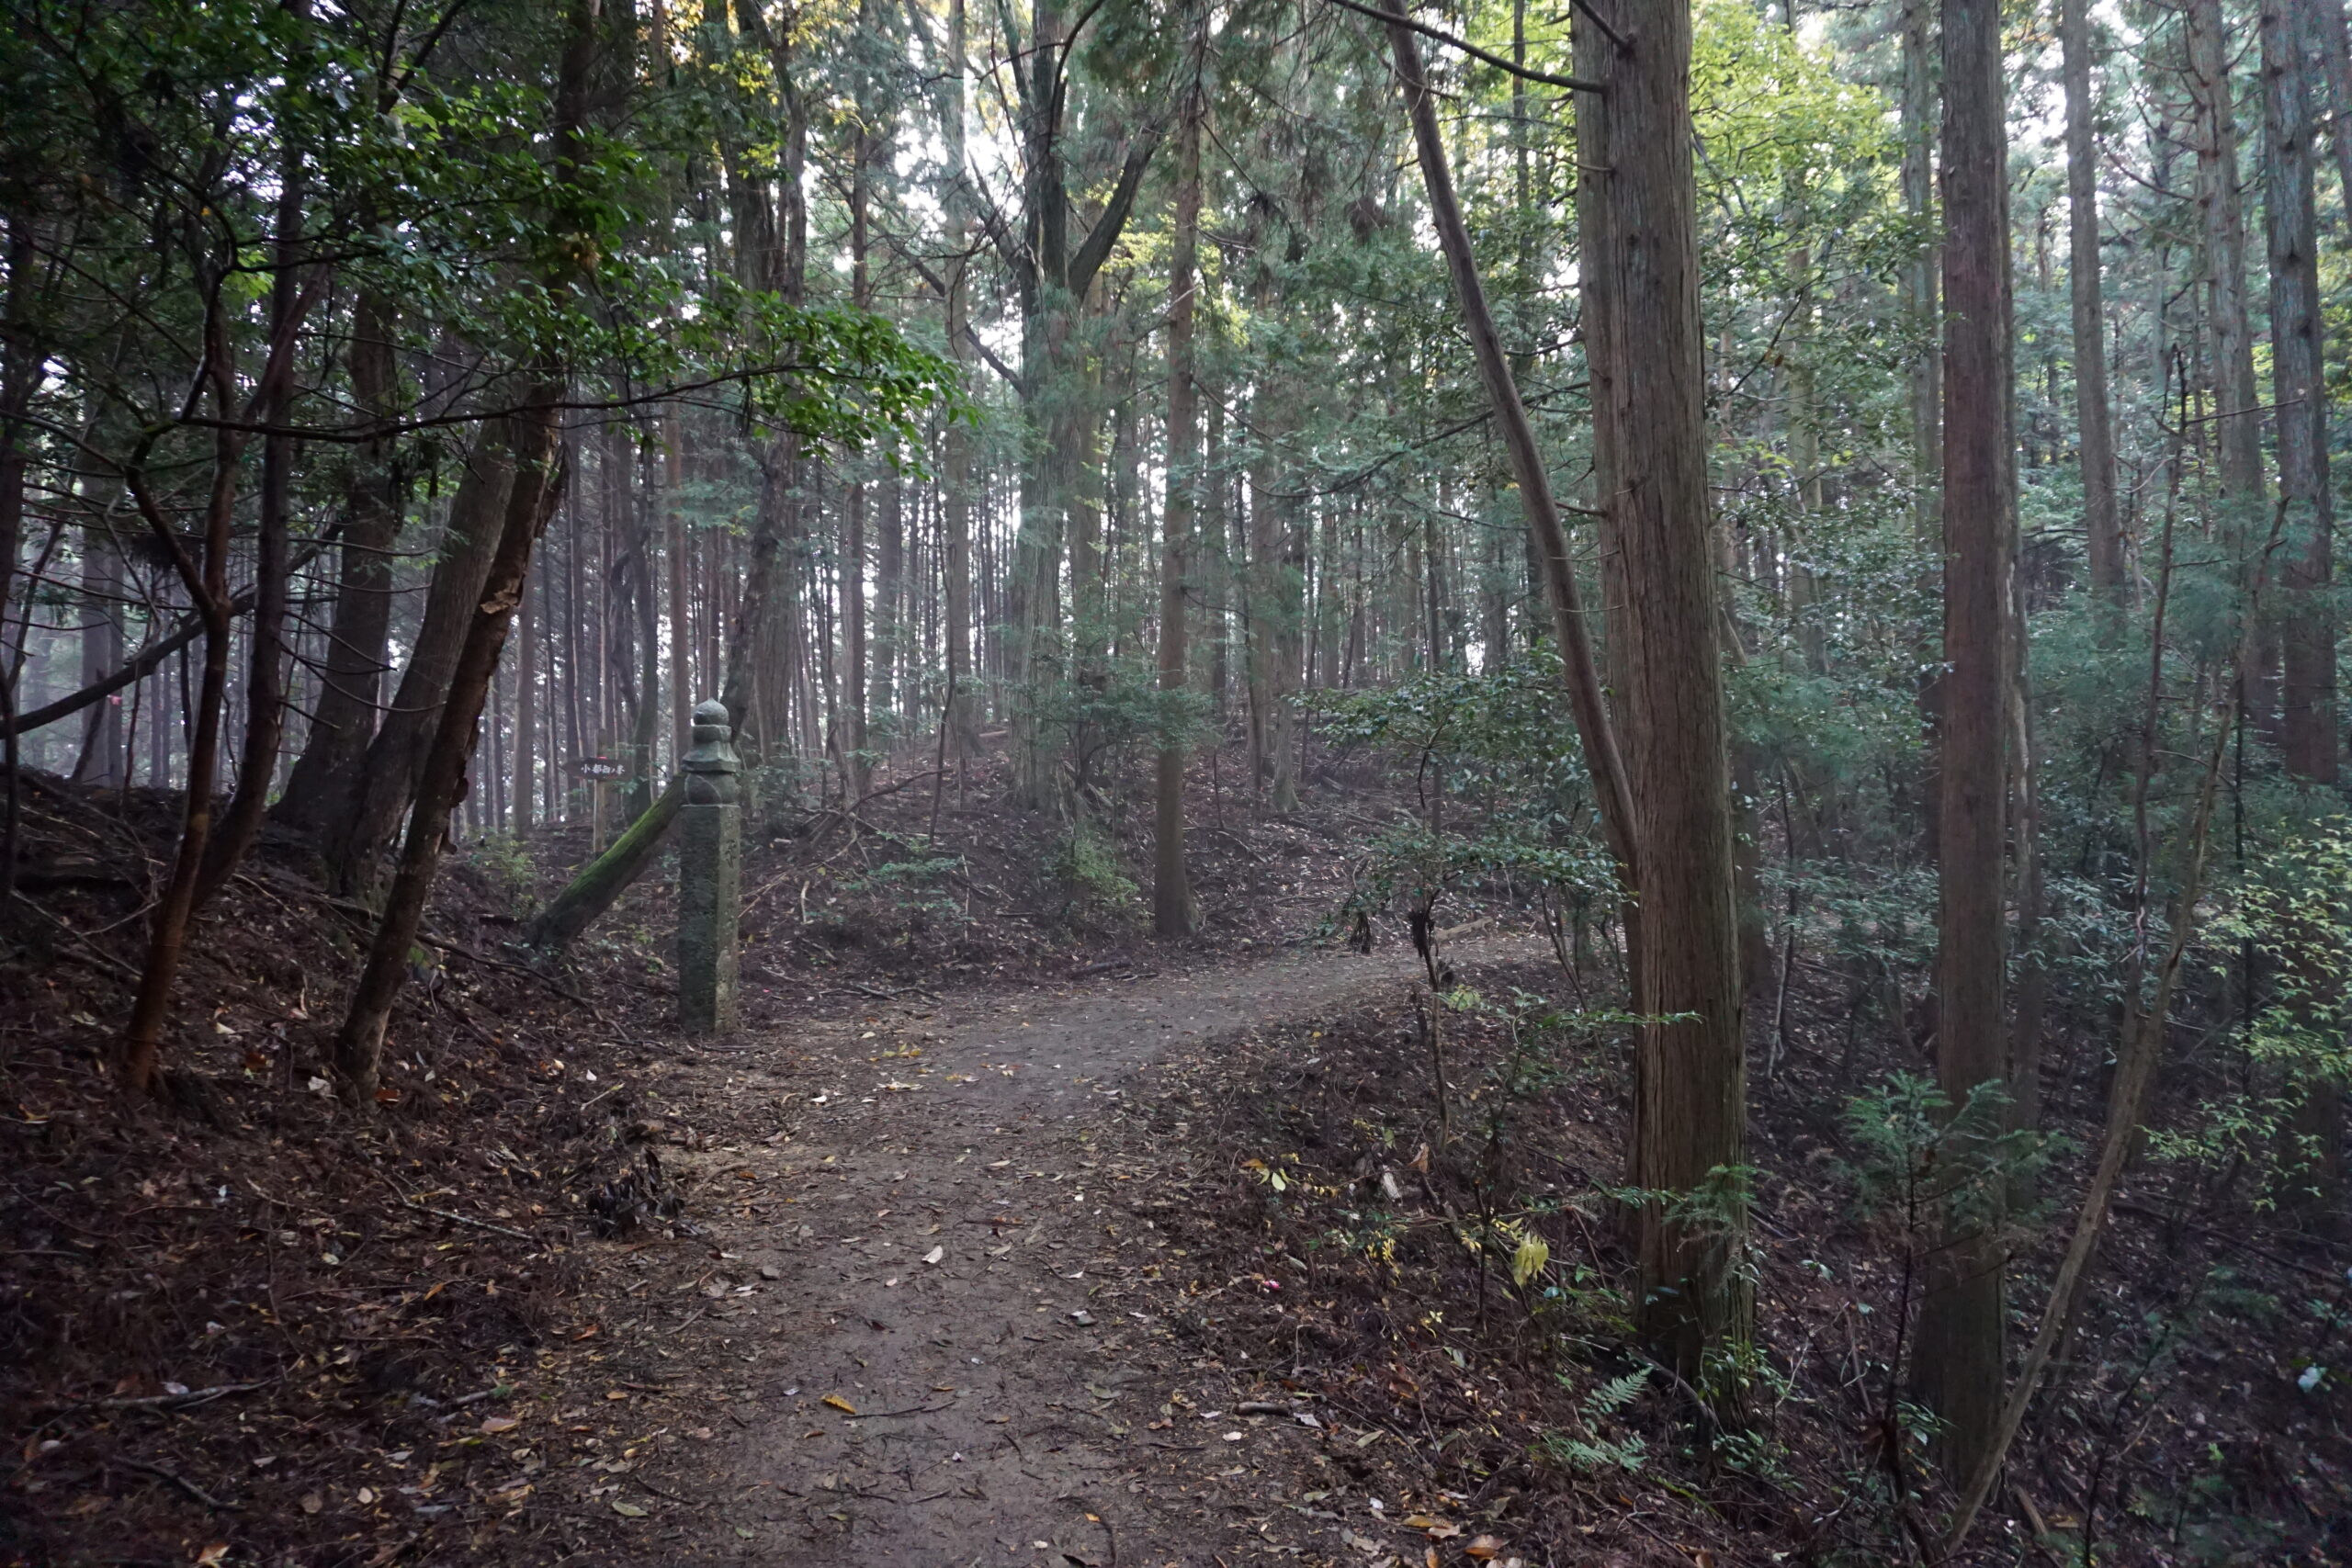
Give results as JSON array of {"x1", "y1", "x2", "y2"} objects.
[
  {"x1": 400, "y1": 1197, "x2": 534, "y2": 1242},
  {"x1": 632, "y1": 1473, "x2": 689, "y2": 1504},
  {"x1": 118, "y1": 1457, "x2": 236, "y2": 1511},
  {"x1": 842, "y1": 1399, "x2": 954, "y2": 1420},
  {"x1": 39, "y1": 1380, "x2": 272, "y2": 1413}
]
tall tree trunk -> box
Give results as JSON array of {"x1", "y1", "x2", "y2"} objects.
[
  {"x1": 73, "y1": 527, "x2": 124, "y2": 785},
  {"x1": 840, "y1": 126, "x2": 872, "y2": 803},
  {"x1": 667, "y1": 409, "x2": 690, "y2": 771},
  {"x1": 278, "y1": 288, "x2": 407, "y2": 829},
  {"x1": 2188, "y1": 0, "x2": 2266, "y2": 507},
  {"x1": 1572, "y1": 0, "x2": 1748, "y2": 1382},
  {"x1": 2312, "y1": 0, "x2": 2352, "y2": 206},
  {"x1": 201, "y1": 107, "x2": 311, "y2": 905},
  {"x1": 514, "y1": 554, "x2": 537, "y2": 829},
  {"x1": 0, "y1": 218, "x2": 36, "y2": 907},
  {"x1": 627, "y1": 439, "x2": 662, "y2": 818},
  {"x1": 2265, "y1": 0, "x2": 2342, "y2": 1211},
  {"x1": 334, "y1": 0, "x2": 601, "y2": 1102},
  {"x1": 2268, "y1": 0, "x2": 2336, "y2": 788},
  {"x1": 877, "y1": 476, "x2": 902, "y2": 723},
  {"x1": 324, "y1": 423, "x2": 514, "y2": 893},
  {"x1": 1901, "y1": 0, "x2": 1939, "y2": 541},
  {"x1": 2064, "y1": 0, "x2": 2124, "y2": 602},
  {"x1": 1911, "y1": 0, "x2": 2016, "y2": 1480},
  {"x1": 1902, "y1": 0, "x2": 1943, "y2": 871},
  {"x1": 1154, "y1": 32, "x2": 1204, "y2": 939},
  {"x1": 940, "y1": 0, "x2": 980, "y2": 758}
]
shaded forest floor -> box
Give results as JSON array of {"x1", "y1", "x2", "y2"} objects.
[{"x1": 5, "y1": 747, "x2": 2349, "y2": 1566}]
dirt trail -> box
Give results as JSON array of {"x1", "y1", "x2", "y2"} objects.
[{"x1": 616, "y1": 930, "x2": 1542, "y2": 1567}]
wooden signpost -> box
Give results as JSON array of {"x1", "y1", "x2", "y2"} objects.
[{"x1": 571, "y1": 757, "x2": 629, "y2": 851}]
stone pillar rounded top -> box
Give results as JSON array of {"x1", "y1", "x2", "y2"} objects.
[{"x1": 682, "y1": 697, "x2": 741, "y2": 804}]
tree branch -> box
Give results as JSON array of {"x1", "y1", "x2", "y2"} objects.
[{"x1": 1321, "y1": 0, "x2": 1602, "y2": 92}]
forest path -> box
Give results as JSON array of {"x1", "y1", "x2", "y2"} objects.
[{"x1": 618, "y1": 927, "x2": 1543, "y2": 1567}]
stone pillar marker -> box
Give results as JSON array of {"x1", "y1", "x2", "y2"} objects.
[{"x1": 677, "y1": 698, "x2": 741, "y2": 1035}]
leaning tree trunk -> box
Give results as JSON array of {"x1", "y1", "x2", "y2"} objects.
[
  {"x1": 1910, "y1": 0, "x2": 2018, "y2": 1482},
  {"x1": 322, "y1": 422, "x2": 515, "y2": 894},
  {"x1": 199, "y1": 125, "x2": 310, "y2": 907},
  {"x1": 334, "y1": 391, "x2": 568, "y2": 1101},
  {"x1": 334, "y1": 0, "x2": 603, "y2": 1101},
  {"x1": 1385, "y1": 3, "x2": 1636, "y2": 890},
  {"x1": 119, "y1": 361, "x2": 243, "y2": 1094}
]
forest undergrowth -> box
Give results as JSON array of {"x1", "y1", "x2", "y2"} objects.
[
  {"x1": 1143, "y1": 952, "x2": 2352, "y2": 1566},
  {"x1": 6, "y1": 743, "x2": 2347, "y2": 1566},
  {"x1": 0, "y1": 746, "x2": 1385, "y2": 1567}
]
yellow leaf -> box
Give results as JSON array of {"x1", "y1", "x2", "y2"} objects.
[
  {"x1": 479, "y1": 1415, "x2": 520, "y2": 1434},
  {"x1": 821, "y1": 1394, "x2": 858, "y2": 1415},
  {"x1": 1510, "y1": 1234, "x2": 1550, "y2": 1287}
]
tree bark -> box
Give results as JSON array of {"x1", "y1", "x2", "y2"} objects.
[
  {"x1": 2188, "y1": 0, "x2": 2266, "y2": 507},
  {"x1": 200, "y1": 106, "x2": 310, "y2": 905},
  {"x1": 323, "y1": 423, "x2": 514, "y2": 893},
  {"x1": 940, "y1": 0, "x2": 981, "y2": 757},
  {"x1": 119, "y1": 330, "x2": 244, "y2": 1093},
  {"x1": 277, "y1": 288, "x2": 407, "y2": 829},
  {"x1": 335, "y1": 394, "x2": 567, "y2": 1100},
  {"x1": 514, "y1": 550, "x2": 537, "y2": 829},
  {"x1": 667, "y1": 409, "x2": 690, "y2": 773},
  {"x1": 2267, "y1": 0, "x2": 2335, "y2": 787},
  {"x1": 1154, "y1": 31, "x2": 1204, "y2": 940},
  {"x1": 334, "y1": 0, "x2": 602, "y2": 1100},
  {"x1": 841, "y1": 123, "x2": 872, "y2": 803},
  {"x1": 2063, "y1": 0, "x2": 2124, "y2": 602},
  {"x1": 1911, "y1": 0, "x2": 2016, "y2": 1480},
  {"x1": 2264, "y1": 0, "x2": 2342, "y2": 1212},
  {"x1": 1569, "y1": 0, "x2": 1748, "y2": 1382}
]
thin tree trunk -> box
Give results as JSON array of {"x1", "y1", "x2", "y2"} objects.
[
  {"x1": 840, "y1": 123, "x2": 872, "y2": 802},
  {"x1": 667, "y1": 410, "x2": 690, "y2": 769},
  {"x1": 1944, "y1": 487, "x2": 2267, "y2": 1557},
  {"x1": 1154, "y1": 28, "x2": 1204, "y2": 940},
  {"x1": 514, "y1": 553, "x2": 537, "y2": 830},
  {"x1": 336, "y1": 393, "x2": 568, "y2": 1100},
  {"x1": 118, "y1": 336, "x2": 243, "y2": 1094},
  {"x1": 200, "y1": 106, "x2": 311, "y2": 904},
  {"x1": 1385, "y1": 3, "x2": 1636, "y2": 893},
  {"x1": 2064, "y1": 0, "x2": 2124, "y2": 602}
]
